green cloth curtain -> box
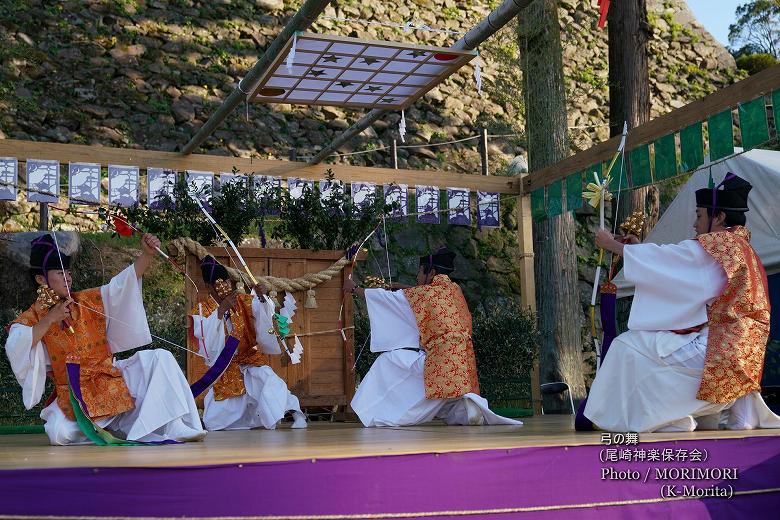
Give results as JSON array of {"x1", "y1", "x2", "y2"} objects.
[
  {"x1": 680, "y1": 122, "x2": 704, "y2": 172},
  {"x1": 739, "y1": 97, "x2": 769, "y2": 150},
  {"x1": 531, "y1": 188, "x2": 545, "y2": 221},
  {"x1": 653, "y1": 133, "x2": 677, "y2": 181},
  {"x1": 547, "y1": 179, "x2": 563, "y2": 217},
  {"x1": 628, "y1": 145, "x2": 652, "y2": 187},
  {"x1": 708, "y1": 110, "x2": 734, "y2": 161},
  {"x1": 566, "y1": 171, "x2": 583, "y2": 212}
]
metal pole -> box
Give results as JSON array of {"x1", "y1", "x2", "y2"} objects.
[
  {"x1": 480, "y1": 127, "x2": 489, "y2": 175},
  {"x1": 308, "y1": 0, "x2": 531, "y2": 165},
  {"x1": 289, "y1": 148, "x2": 298, "y2": 161},
  {"x1": 181, "y1": 0, "x2": 333, "y2": 155},
  {"x1": 39, "y1": 203, "x2": 48, "y2": 231},
  {"x1": 391, "y1": 139, "x2": 398, "y2": 169}
]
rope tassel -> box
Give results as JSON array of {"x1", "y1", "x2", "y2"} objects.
[{"x1": 304, "y1": 289, "x2": 317, "y2": 309}]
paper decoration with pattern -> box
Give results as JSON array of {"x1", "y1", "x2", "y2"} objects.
[
  {"x1": 384, "y1": 183, "x2": 408, "y2": 218},
  {"x1": 186, "y1": 170, "x2": 214, "y2": 210},
  {"x1": 255, "y1": 176, "x2": 281, "y2": 214},
  {"x1": 447, "y1": 187, "x2": 471, "y2": 226},
  {"x1": 287, "y1": 177, "x2": 314, "y2": 200},
  {"x1": 68, "y1": 162, "x2": 101, "y2": 205},
  {"x1": 218, "y1": 173, "x2": 248, "y2": 189},
  {"x1": 351, "y1": 182, "x2": 376, "y2": 210},
  {"x1": 319, "y1": 179, "x2": 343, "y2": 203},
  {"x1": 416, "y1": 185, "x2": 440, "y2": 224},
  {"x1": 108, "y1": 165, "x2": 139, "y2": 207},
  {"x1": 477, "y1": 191, "x2": 500, "y2": 228},
  {"x1": 147, "y1": 168, "x2": 177, "y2": 210},
  {"x1": 27, "y1": 159, "x2": 60, "y2": 203},
  {"x1": 0, "y1": 157, "x2": 18, "y2": 201}
]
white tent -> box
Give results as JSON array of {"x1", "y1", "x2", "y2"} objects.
[{"x1": 615, "y1": 148, "x2": 780, "y2": 297}]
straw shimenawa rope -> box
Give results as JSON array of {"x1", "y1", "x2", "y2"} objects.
[{"x1": 167, "y1": 237, "x2": 350, "y2": 308}]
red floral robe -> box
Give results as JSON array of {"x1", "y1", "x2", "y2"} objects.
[
  {"x1": 696, "y1": 226, "x2": 771, "y2": 403},
  {"x1": 403, "y1": 275, "x2": 480, "y2": 399}
]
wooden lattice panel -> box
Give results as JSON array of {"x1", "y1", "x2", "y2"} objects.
[{"x1": 251, "y1": 32, "x2": 475, "y2": 110}]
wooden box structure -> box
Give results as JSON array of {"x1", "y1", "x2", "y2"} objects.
[{"x1": 185, "y1": 247, "x2": 358, "y2": 411}]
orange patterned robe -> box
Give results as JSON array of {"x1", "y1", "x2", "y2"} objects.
[
  {"x1": 11, "y1": 288, "x2": 135, "y2": 421},
  {"x1": 696, "y1": 226, "x2": 771, "y2": 403},
  {"x1": 188, "y1": 294, "x2": 268, "y2": 401},
  {"x1": 403, "y1": 275, "x2": 480, "y2": 399}
]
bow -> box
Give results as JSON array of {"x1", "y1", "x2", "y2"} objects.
[
  {"x1": 190, "y1": 194, "x2": 259, "y2": 290},
  {"x1": 587, "y1": 122, "x2": 627, "y2": 368}
]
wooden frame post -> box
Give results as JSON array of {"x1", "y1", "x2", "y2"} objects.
[{"x1": 517, "y1": 173, "x2": 541, "y2": 415}]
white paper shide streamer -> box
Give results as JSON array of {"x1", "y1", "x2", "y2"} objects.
[
  {"x1": 286, "y1": 32, "x2": 298, "y2": 74},
  {"x1": 290, "y1": 335, "x2": 304, "y2": 365},
  {"x1": 399, "y1": 109, "x2": 407, "y2": 143},
  {"x1": 474, "y1": 53, "x2": 483, "y2": 96}
]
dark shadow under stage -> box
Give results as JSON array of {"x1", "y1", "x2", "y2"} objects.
[{"x1": 1, "y1": 416, "x2": 779, "y2": 518}]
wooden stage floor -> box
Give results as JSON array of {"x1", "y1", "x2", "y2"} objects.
[{"x1": 2, "y1": 415, "x2": 779, "y2": 470}]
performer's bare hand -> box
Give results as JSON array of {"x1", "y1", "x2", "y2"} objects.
[
  {"x1": 251, "y1": 283, "x2": 269, "y2": 297},
  {"x1": 595, "y1": 229, "x2": 616, "y2": 249},
  {"x1": 140, "y1": 233, "x2": 161, "y2": 256},
  {"x1": 217, "y1": 292, "x2": 238, "y2": 317},
  {"x1": 617, "y1": 234, "x2": 640, "y2": 245},
  {"x1": 47, "y1": 297, "x2": 73, "y2": 325},
  {"x1": 343, "y1": 277, "x2": 357, "y2": 294}
]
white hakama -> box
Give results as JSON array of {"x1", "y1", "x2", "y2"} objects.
[
  {"x1": 351, "y1": 288, "x2": 522, "y2": 427},
  {"x1": 5, "y1": 265, "x2": 205, "y2": 445},
  {"x1": 584, "y1": 240, "x2": 780, "y2": 432},
  {"x1": 190, "y1": 295, "x2": 305, "y2": 431}
]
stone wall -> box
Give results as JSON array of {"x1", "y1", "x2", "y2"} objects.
[
  {"x1": 0, "y1": 0, "x2": 744, "y2": 382},
  {"x1": 0, "y1": 0, "x2": 740, "y2": 169}
]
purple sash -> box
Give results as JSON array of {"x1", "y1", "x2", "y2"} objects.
[{"x1": 190, "y1": 335, "x2": 240, "y2": 398}]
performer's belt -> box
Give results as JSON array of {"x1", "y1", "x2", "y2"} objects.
[{"x1": 670, "y1": 324, "x2": 706, "y2": 335}]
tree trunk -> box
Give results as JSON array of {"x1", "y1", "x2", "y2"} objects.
[
  {"x1": 608, "y1": 0, "x2": 658, "y2": 235},
  {"x1": 518, "y1": 0, "x2": 586, "y2": 403}
]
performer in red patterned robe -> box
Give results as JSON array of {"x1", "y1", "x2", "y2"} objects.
[
  {"x1": 585, "y1": 174, "x2": 780, "y2": 432},
  {"x1": 347, "y1": 247, "x2": 521, "y2": 427}
]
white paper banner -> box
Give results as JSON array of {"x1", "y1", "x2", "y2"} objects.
[
  {"x1": 416, "y1": 185, "x2": 440, "y2": 224},
  {"x1": 218, "y1": 172, "x2": 248, "y2": 189},
  {"x1": 147, "y1": 168, "x2": 177, "y2": 209},
  {"x1": 319, "y1": 179, "x2": 343, "y2": 203},
  {"x1": 186, "y1": 170, "x2": 214, "y2": 209},
  {"x1": 0, "y1": 157, "x2": 18, "y2": 201},
  {"x1": 108, "y1": 165, "x2": 139, "y2": 207},
  {"x1": 384, "y1": 183, "x2": 408, "y2": 218},
  {"x1": 350, "y1": 182, "x2": 374, "y2": 206},
  {"x1": 447, "y1": 187, "x2": 471, "y2": 226},
  {"x1": 477, "y1": 191, "x2": 500, "y2": 228},
  {"x1": 287, "y1": 177, "x2": 313, "y2": 200},
  {"x1": 68, "y1": 162, "x2": 101, "y2": 205},
  {"x1": 27, "y1": 159, "x2": 60, "y2": 203}
]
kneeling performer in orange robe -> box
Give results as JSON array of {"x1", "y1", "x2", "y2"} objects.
[
  {"x1": 189, "y1": 256, "x2": 306, "y2": 430},
  {"x1": 348, "y1": 247, "x2": 522, "y2": 427},
  {"x1": 5, "y1": 234, "x2": 206, "y2": 445}
]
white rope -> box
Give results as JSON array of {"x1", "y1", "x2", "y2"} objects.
[
  {"x1": 71, "y1": 300, "x2": 206, "y2": 359},
  {"x1": 381, "y1": 214, "x2": 392, "y2": 287}
]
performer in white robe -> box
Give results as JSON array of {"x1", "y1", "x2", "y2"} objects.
[
  {"x1": 5, "y1": 233, "x2": 206, "y2": 445},
  {"x1": 348, "y1": 248, "x2": 522, "y2": 427},
  {"x1": 584, "y1": 174, "x2": 780, "y2": 432},
  {"x1": 189, "y1": 256, "x2": 306, "y2": 431}
]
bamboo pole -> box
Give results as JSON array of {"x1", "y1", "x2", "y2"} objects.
[{"x1": 180, "y1": 0, "x2": 333, "y2": 154}]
